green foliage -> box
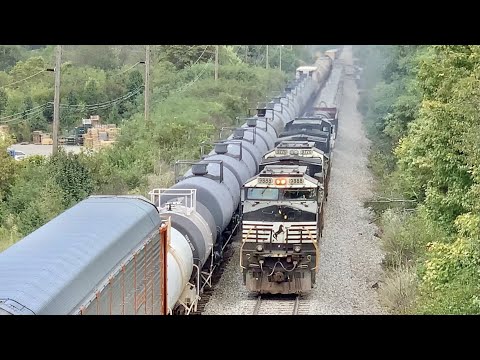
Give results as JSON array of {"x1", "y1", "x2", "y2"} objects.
[
  {"x1": 156, "y1": 45, "x2": 216, "y2": 69},
  {"x1": 0, "y1": 88, "x2": 7, "y2": 115},
  {"x1": 0, "y1": 46, "x2": 25, "y2": 72},
  {"x1": 0, "y1": 150, "x2": 94, "y2": 242},
  {"x1": 0, "y1": 49, "x2": 144, "y2": 139},
  {"x1": 49, "y1": 150, "x2": 95, "y2": 207},
  {"x1": 359, "y1": 45, "x2": 480, "y2": 314},
  {"x1": 63, "y1": 45, "x2": 119, "y2": 70},
  {"x1": 415, "y1": 212, "x2": 480, "y2": 314},
  {"x1": 378, "y1": 265, "x2": 417, "y2": 314},
  {"x1": 2, "y1": 157, "x2": 65, "y2": 236},
  {"x1": 0, "y1": 137, "x2": 17, "y2": 200},
  {"x1": 380, "y1": 207, "x2": 451, "y2": 268}
]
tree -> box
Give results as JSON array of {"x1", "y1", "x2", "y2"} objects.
[
  {"x1": 106, "y1": 104, "x2": 120, "y2": 125},
  {"x1": 126, "y1": 70, "x2": 143, "y2": 92},
  {"x1": 156, "y1": 45, "x2": 215, "y2": 69},
  {"x1": 64, "y1": 45, "x2": 118, "y2": 70},
  {"x1": 0, "y1": 138, "x2": 16, "y2": 200},
  {"x1": 9, "y1": 56, "x2": 47, "y2": 87},
  {"x1": 83, "y1": 79, "x2": 101, "y2": 107},
  {"x1": 49, "y1": 150, "x2": 94, "y2": 207},
  {"x1": 60, "y1": 91, "x2": 81, "y2": 131},
  {"x1": 0, "y1": 46, "x2": 24, "y2": 72},
  {"x1": 42, "y1": 103, "x2": 53, "y2": 124},
  {"x1": 23, "y1": 46, "x2": 47, "y2": 50},
  {"x1": 0, "y1": 88, "x2": 7, "y2": 115}
]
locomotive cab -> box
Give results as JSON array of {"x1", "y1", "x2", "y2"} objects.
[{"x1": 240, "y1": 165, "x2": 322, "y2": 294}]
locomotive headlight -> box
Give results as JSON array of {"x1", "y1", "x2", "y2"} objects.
[
  {"x1": 256, "y1": 244, "x2": 264, "y2": 252},
  {"x1": 294, "y1": 245, "x2": 302, "y2": 253}
]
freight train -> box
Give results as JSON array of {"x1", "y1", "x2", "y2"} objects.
[
  {"x1": 239, "y1": 50, "x2": 345, "y2": 294},
  {"x1": 0, "y1": 48, "x2": 342, "y2": 315}
]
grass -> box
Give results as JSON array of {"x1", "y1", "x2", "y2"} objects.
[{"x1": 379, "y1": 266, "x2": 417, "y2": 314}]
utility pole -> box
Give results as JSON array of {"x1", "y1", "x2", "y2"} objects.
[
  {"x1": 245, "y1": 45, "x2": 248, "y2": 63},
  {"x1": 215, "y1": 45, "x2": 219, "y2": 82},
  {"x1": 266, "y1": 45, "x2": 269, "y2": 69},
  {"x1": 279, "y1": 45, "x2": 282, "y2": 71},
  {"x1": 52, "y1": 45, "x2": 62, "y2": 156},
  {"x1": 145, "y1": 45, "x2": 150, "y2": 125}
]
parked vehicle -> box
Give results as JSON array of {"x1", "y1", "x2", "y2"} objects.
[{"x1": 6, "y1": 149, "x2": 26, "y2": 161}]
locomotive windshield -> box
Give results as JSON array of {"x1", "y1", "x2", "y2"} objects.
[
  {"x1": 247, "y1": 188, "x2": 279, "y2": 200},
  {"x1": 246, "y1": 187, "x2": 316, "y2": 201},
  {"x1": 283, "y1": 189, "x2": 316, "y2": 200}
]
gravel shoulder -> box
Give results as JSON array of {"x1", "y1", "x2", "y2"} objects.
[
  {"x1": 306, "y1": 46, "x2": 386, "y2": 314},
  {"x1": 203, "y1": 46, "x2": 386, "y2": 315}
]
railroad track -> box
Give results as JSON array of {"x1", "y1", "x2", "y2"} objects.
[{"x1": 251, "y1": 294, "x2": 309, "y2": 315}]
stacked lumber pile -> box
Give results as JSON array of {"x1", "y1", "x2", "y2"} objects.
[
  {"x1": 83, "y1": 124, "x2": 119, "y2": 150},
  {"x1": 41, "y1": 133, "x2": 53, "y2": 145},
  {"x1": 31, "y1": 130, "x2": 53, "y2": 145}
]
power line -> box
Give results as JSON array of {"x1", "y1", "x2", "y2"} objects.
[
  {"x1": 58, "y1": 86, "x2": 143, "y2": 109},
  {"x1": 190, "y1": 56, "x2": 214, "y2": 83},
  {"x1": 59, "y1": 87, "x2": 143, "y2": 110},
  {"x1": 111, "y1": 61, "x2": 142, "y2": 77},
  {"x1": 1, "y1": 87, "x2": 143, "y2": 125},
  {"x1": 173, "y1": 56, "x2": 213, "y2": 94},
  {"x1": 0, "y1": 69, "x2": 48, "y2": 89},
  {"x1": 0, "y1": 103, "x2": 50, "y2": 121},
  {"x1": 80, "y1": 90, "x2": 142, "y2": 111},
  {"x1": 0, "y1": 106, "x2": 50, "y2": 124},
  {"x1": 190, "y1": 45, "x2": 209, "y2": 66}
]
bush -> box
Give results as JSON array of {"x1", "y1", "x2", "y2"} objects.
[
  {"x1": 380, "y1": 207, "x2": 450, "y2": 269},
  {"x1": 379, "y1": 266, "x2": 417, "y2": 314}
]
